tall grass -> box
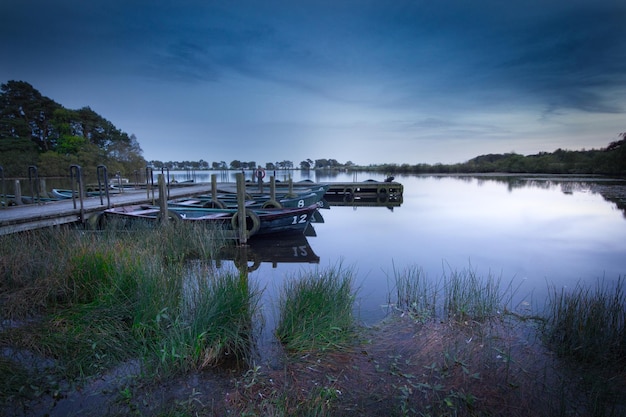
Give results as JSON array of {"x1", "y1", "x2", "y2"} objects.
[
  {"x1": 391, "y1": 264, "x2": 438, "y2": 322},
  {"x1": 392, "y1": 263, "x2": 515, "y2": 322},
  {"x1": 276, "y1": 264, "x2": 357, "y2": 352},
  {"x1": 0, "y1": 221, "x2": 256, "y2": 406},
  {"x1": 544, "y1": 277, "x2": 626, "y2": 367},
  {"x1": 148, "y1": 264, "x2": 261, "y2": 375},
  {"x1": 443, "y1": 267, "x2": 506, "y2": 321}
]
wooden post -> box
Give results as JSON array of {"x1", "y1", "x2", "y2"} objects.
[
  {"x1": 158, "y1": 174, "x2": 168, "y2": 224},
  {"x1": 236, "y1": 173, "x2": 247, "y2": 245},
  {"x1": 40, "y1": 178, "x2": 47, "y2": 198},
  {"x1": 270, "y1": 176, "x2": 276, "y2": 200},
  {"x1": 14, "y1": 180, "x2": 22, "y2": 205},
  {"x1": 211, "y1": 174, "x2": 217, "y2": 200},
  {"x1": 288, "y1": 178, "x2": 294, "y2": 196}
]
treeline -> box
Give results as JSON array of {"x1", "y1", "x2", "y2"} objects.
[
  {"x1": 0, "y1": 81, "x2": 146, "y2": 178},
  {"x1": 368, "y1": 137, "x2": 626, "y2": 177},
  {"x1": 148, "y1": 158, "x2": 357, "y2": 171},
  {"x1": 151, "y1": 139, "x2": 626, "y2": 178}
]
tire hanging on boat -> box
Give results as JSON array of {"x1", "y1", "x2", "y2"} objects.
[
  {"x1": 377, "y1": 186, "x2": 389, "y2": 203},
  {"x1": 343, "y1": 187, "x2": 354, "y2": 203},
  {"x1": 202, "y1": 199, "x2": 226, "y2": 209},
  {"x1": 158, "y1": 209, "x2": 182, "y2": 223},
  {"x1": 231, "y1": 209, "x2": 261, "y2": 237},
  {"x1": 261, "y1": 199, "x2": 282, "y2": 209}
]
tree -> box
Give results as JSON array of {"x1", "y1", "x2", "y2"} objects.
[
  {"x1": 0, "y1": 80, "x2": 59, "y2": 152},
  {"x1": 0, "y1": 137, "x2": 39, "y2": 176},
  {"x1": 0, "y1": 81, "x2": 147, "y2": 177}
]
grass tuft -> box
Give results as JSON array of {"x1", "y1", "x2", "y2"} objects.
[
  {"x1": 276, "y1": 264, "x2": 357, "y2": 352},
  {"x1": 544, "y1": 276, "x2": 626, "y2": 368}
]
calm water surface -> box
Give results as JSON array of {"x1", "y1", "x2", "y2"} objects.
[{"x1": 180, "y1": 170, "x2": 626, "y2": 326}]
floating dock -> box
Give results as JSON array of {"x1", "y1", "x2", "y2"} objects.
[{"x1": 322, "y1": 181, "x2": 403, "y2": 207}]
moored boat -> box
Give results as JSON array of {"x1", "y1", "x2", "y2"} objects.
[
  {"x1": 169, "y1": 189, "x2": 328, "y2": 210},
  {"x1": 100, "y1": 203, "x2": 319, "y2": 237}
]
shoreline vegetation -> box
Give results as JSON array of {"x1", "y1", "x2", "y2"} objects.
[{"x1": 1, "y1": 225, "x2": 625, "y2": 416}]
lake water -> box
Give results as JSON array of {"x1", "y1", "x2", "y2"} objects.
[{"x1": 175, "y1": 170, "x2": 626, "y2": 327}]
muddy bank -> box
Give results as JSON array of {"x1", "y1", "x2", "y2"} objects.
[{"x1": 5, "y1": 314, "x2": 624, "y2": 416}]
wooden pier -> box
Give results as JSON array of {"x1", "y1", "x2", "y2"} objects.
[
  {"x1": 0, "y1": 180, "x2": 403, "y2": 235},
  {"x1": 0, "y1": 183, "x2": 216, "y2": 235}
]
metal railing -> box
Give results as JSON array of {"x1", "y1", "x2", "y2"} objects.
[
  {"x1": 96, "y1": 165, "x2": 111, "y2": 208},
  {"x1": 69, "y1": 164, "x2": 85, "y2": 222}
]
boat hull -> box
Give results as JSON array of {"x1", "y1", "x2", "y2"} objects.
[{"x1": 101, "y1": 203, "x2": 319, "y2": 237}]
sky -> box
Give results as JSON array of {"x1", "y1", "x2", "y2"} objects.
[{"x1": 1, "y1": 1, "x2": 625, "y2": 166}]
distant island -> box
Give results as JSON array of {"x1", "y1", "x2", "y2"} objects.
[{"x1": 1, "y1": 80, "x2": 624, "y2": 178}]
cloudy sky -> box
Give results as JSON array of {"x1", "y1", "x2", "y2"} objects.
[{"x1": 1, "y1": 1, "x2": 625, "y2": 165}]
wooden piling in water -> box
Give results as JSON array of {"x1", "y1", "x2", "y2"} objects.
[
  {"x1": 270, "y1": 176, "x2": 276, "y2": 200},
  {"x1": 236, "y1": 173, "x2": 247, "y2": 245},
  {"x1": 158, "y1": 174, "x2": 168, "y2": 224},
  {"x1": 211, "y1": 174, "x2": 217, "y2": 200}
]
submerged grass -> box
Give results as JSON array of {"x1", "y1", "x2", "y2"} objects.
[
  {"x1": 275, "y1": 264, "x2": 357, "y2": 352},
  {"x1": 544, "y1": 276, "x2": 625, "y2": 367},
  {"x1": 442, "y1": 266, "x2": 507, "y2": 321},
  {"x1": 542, "y1": 276, "x2": 626, "y2": 416},
  {"x1": 391, "y1": 262, "x2": 518, "y2": 323}
]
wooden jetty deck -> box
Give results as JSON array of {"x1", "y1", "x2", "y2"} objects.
[
  {"x1": 0, "y1": 183, "x2": 216, "y2": 235},
  {"x1": 0, "y1": 180, "x2": 403, "y2": 235}
]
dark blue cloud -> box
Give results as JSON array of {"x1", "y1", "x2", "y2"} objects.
[{"x1": 1, "y1": 0, "x2": 624, "y2": 164}]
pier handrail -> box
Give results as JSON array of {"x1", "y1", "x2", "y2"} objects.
[
  {"x1": 0, "y1": 165, "x2": 5, "y2": 209},
  {"x1": 145, "y1": 166, "x2": 155, "y2": 204},
  {"x1": 97, "y1": 165, "x2": 111, "y2": 208},
  {"x1": 69, "y1": 164, "x2": 85, "y2": 222}
]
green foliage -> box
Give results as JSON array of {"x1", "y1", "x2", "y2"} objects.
[
  {"x1": 0, "y1": 80, "x2": 146, "y2": 177},
  {"x1": 443, "y1": 267, "x2": 504, "y2": 322},
  {"x1": 544, "y1": 277, "x2": 626, "y2": 368},
  {"x1": 276, "y1": 265, "x2": 357, "y2": 352},
  {"x1": 150, "y1": 269, "x2": 260, "y2": 374},
  {"x1": 0, "y1": 137, "x2": 39, "y2": 176},
  {"x1": 368, "y1": 136, "x2": 626, "y2": 177}
]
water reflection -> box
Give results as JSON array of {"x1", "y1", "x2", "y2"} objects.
[
  {"x1": 218, "y1": 232, "x2": 320, "y2": 274},
  {"x1": 175, "y1": 171, "x2": 626, "y2": 327}
]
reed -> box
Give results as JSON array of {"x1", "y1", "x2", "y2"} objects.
[
  {"x1": 442, "y1": 267, "x2": 505, "y2": 322},
  {"x1": 275, "y1": 264, "x2": 357, "y2": 352},
  {"x1": 391, "y1": 263, "x2": 438, "y2": 321},
  {"x1": 0, "y1": 222, "x2": 251, "y2": 399},
  {"x1": 544, "y1": 277, "x2": 625, "y2": 367},
  {"x1": 147, "y1": 264, "x2": 261, "y2": 375},
  {"x1": 392, "y1": 263, "x2": 514, "y2": 323}
]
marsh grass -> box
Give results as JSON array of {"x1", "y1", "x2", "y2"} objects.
[
  {"x1": 275, "y1": 264, "x2": 357, "y2": 352},
  {"x1": 392, "y1": 263, "x2": 517, "y2": 323},
  {"x1": 391, "y1": 264, "x2": 437, "y2": 322},
  {"x1": 442, "y1": 267, "x2": 508, "y2": 321},
  {"x1": 0, "y1": 222, "x2": 259, "y2": 408},
  {"x1": 149, "y1": 265, "x2": 261, "y2": 375},
  {"x1": 544, "y1": 277, "x2": 625, "y2": 367},
  {"x1": 542, "y1": 277, "x2": 626, "y2": 416}
]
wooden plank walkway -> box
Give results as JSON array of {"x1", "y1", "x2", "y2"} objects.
[{"x1": 0, "y1": 183, "x2": 219, "y2": 235}]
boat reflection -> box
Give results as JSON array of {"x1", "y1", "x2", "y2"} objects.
[{"x1": 218, "y1": 227, "x2": 320, "y2": 273}]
